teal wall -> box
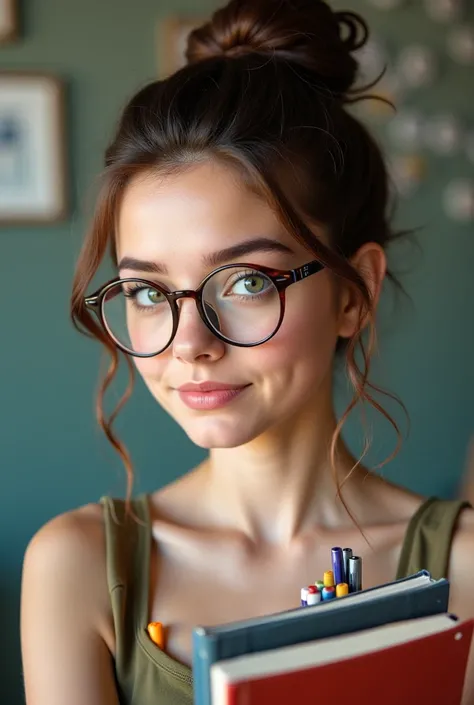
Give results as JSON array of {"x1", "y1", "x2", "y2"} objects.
[{"x1": 1, "y1": 1, "x2": 473, "y2": 702}]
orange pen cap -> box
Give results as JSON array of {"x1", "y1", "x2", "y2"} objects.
[{"x1": 147, "y1": 621, "x2": 165, "y2": 650}]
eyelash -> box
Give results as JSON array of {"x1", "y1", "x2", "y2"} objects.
[
  {"x1": 222, "y1": 270, "x2": 272, "y2": 300},
  {"x1": 120, "y1": 268, "x2": 272, "y2": 303},
  {"x1": 122, "y1": 284, "x2": 167, "y2": 313}
]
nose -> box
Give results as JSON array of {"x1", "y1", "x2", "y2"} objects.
[{"x1": 171, "y1": 297, "x2": 226, "y2": 364}]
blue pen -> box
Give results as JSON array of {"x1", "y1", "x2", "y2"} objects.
[
  {"x1": 331, "y1": 547, "x2": 344, "y2": 586},
  {"x1": 322, "y1": 586, "x2": 336, "y2": 600}
]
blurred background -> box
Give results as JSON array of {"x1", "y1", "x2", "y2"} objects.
[{"x1": 1, "y1": 0, "x2": 473, "y2": 702}]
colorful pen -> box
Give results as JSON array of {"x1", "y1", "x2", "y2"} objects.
[
  {"x1": 342, "y1": 547, "x2": 353, "y2": 584},
  {"x1": 301, "y1": 587, "x2": 309, "y2": 606},
  {"x1": 147, "y1": 622, "x2": 165, "y2": 650},
  {"x1": 322, "y1": 585, "x2": 336, "y2": 600},
  {"x1": 348, "y1": 555, "x2": 362, "y2": 593},
  {"x1": 306, "y1": 585, "x2": 321, "y2": 605},
  {"x1": 336, "y1": 582, "x2": 349, "y2": 597},
  {"x1": 323, "y1": 570, "x2": 335, "y2": 588},
  {"x1": 331, "y1": 547, "x2": 344, "y2": 586}
]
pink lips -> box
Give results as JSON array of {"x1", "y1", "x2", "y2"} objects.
[{"x1": 176, "y1": 382, "x2": 250, "y2": 410}]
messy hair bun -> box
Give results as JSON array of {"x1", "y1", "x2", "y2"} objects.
[{"x1": 187, "y1": 0, "x2": 368, "y2": 98}]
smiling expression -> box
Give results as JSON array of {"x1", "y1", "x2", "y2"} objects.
[{"x1": 115, "y1": 159, "x2": 346, "y2": 449}]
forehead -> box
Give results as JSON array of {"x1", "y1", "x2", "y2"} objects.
[{"x1": 116, "y1": 160, "x2": 303, "y2": 261}]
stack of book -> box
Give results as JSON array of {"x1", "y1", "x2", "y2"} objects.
[{"x1": 192, "y1": 570, "x2": 473, "y2": 705}]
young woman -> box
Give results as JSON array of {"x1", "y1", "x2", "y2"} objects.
[{"x1": 20, "y1": 1, "x2": 474, "y2": 703}]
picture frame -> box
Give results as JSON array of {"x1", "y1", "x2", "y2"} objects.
[
  {"x1": 0, "y1": 0, "x2": 18, "y2": 44},
  {"x1": 0, "y1": 73, "x2": 68, "y2": 225},
  {"x1": 157, "y1": 16, "x2": 204, "y2": 77}
]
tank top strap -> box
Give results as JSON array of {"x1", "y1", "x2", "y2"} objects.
[
  {"x1": 396, "y1": 497, "x2": 471, "y2": 580},
  {"x1": 100, "y1": 494, "x2": 152, "y2": 670}
]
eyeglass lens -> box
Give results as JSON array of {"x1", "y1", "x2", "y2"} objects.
[{"x1": 101, "y1": 266, "x2": 282, "y2": 354}]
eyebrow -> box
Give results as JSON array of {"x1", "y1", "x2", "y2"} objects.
[{"x1": 118, "y1": 237, "x2": 295, "y2": 275}]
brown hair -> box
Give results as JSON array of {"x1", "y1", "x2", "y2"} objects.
[{"x1": 71, "y1": 0, "x2": 406, "y2": 519}]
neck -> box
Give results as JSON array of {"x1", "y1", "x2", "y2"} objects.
[{"x1": 201, "y1": 391, "x2": 364, "y2": 547}]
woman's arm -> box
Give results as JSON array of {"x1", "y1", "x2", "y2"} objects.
[
  {"x1": 21, "y1": 507, "x2": 119, "y2": 705},
  {"x1": 448, "y1": 507, "x2": 474, "y2": 705}
]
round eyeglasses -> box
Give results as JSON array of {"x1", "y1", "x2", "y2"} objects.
[{"x1": 84, "y1": 260, "x2": 324, "y2": 357}]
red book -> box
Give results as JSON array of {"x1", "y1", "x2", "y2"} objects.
[{"x1": 210, "y1": 614, "x2": 473, "y2": 705}]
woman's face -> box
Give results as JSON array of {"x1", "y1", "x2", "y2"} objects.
[{"x1": 115, "y1": 160, "x2": 348, "y2": 449}]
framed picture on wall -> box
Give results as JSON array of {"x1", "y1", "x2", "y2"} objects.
[
  {"x1": 0, "y1": 0, "x2": 18, "y2": 43},
  {"x1": 157, "y1": 16, "x2": 205, "y2": 77},
  {"x1": 0, "y1": 73, "x2": 67, "y2": 225}
]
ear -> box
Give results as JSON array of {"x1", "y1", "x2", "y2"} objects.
[{"x1": 337, "y1": 242, "x2": 387, "y2": 339}]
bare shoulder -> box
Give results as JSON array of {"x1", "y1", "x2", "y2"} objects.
[
  {"x1": 360, "y1": 472, "x2": 426, "y2": 525},
  {"x1": 447, "y1": 506, "x2": 474, "y2": 705},
  {"x1": 449, "y1": 505, "x2": 474, "y2": 600},
  {"x1": 21, "y1": 505, "x2": 120, "y2": 704},
  {"x1": 24, "y1": 502, "x2": 105, "y2": 567},
  {"x1": 22, "y1": 502, "x2": 110, "y2": 625}
]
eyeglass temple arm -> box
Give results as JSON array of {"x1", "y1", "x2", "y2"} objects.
[{"x1": 292, "y1": 260, "x2": 324, "y2": 282}]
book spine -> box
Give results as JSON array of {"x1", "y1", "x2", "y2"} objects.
[
  {"x1": 409, "y1": 580, "x2": 450, "y2": 617},
  {"x1": 192, "y1": 630, "x2": 218, "y2": 705}
]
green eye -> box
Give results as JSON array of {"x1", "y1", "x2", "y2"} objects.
[
  {"x1": 244, "y1": 276, "x2": 265, "y2": 293},
  {"x1": 124, "y1": 285, "x2": 166, "y2": 308},
  {"x1": 146, "y1": 289, "x2": 164, "y2": 304},
  {"x1": 232, "y1": 274, "x2": 268, "y2": 296}
]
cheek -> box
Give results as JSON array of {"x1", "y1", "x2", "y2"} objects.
[
  {"x1": 235, "y1": 283, "x2": 339, "y2": 403},
  {"x1": 133, "y1": 356, "x2": 168, "y2": 393},
  {"x1": 131, "y1": 281, "x2": 339, "y2": 394},
  {"x1": 267, "y1": 281, "x2": 339, "y2": 362}
]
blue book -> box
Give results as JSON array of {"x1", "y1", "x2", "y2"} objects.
[{"x1": 192, "y1": 570, "x2": 449, "y2": 705}]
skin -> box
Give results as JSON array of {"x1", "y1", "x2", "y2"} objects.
[{"x1": 21, "y1": 160, "x2": 474, "y2": 705}]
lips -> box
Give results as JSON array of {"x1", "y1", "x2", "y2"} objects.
[
  {"x1": 175, "y1": 382, "x2": 250, "y2": 410},
  {"x1": 177, "y1": 381, "x2": 248, "y2": 393}
]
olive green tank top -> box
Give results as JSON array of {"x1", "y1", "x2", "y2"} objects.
[{"x1": 100, "y1": 494, "x2": 470, "y2": 705}]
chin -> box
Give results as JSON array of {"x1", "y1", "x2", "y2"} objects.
[
  {"x1": 152, "y1": 385, "x2": 267, "y2": 449},
  {"x1": 178, "y1": 415, "x2": 266, "y2": 449}
]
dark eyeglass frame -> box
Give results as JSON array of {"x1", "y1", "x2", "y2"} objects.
[{"x1": 84, "y1": 259, "x2": 324, "y2": 357}]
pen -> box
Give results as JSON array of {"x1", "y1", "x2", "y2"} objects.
[
  {"x1": 336, "y1": 582, "x2": 349, "y2": 597},
  {"x1": 147, "y1": 622, "x2": 165, "y2": 650},
  {"x1": 331, "y1": 547, "x2": 344, "y2": 586},
  {"x1": 322, "y1": 586, "x2": 336, "y2": 600},
  {"x1": 348, "y1": 555, "x2": 362, "y2": 593},
  {"x1": 315, "y1": 580, "x2": 324, "y2": 592},
  {"x1": 342, "y1": 547, "x2": 353, "y2": 584},
  {"x1": 306, "y1": 585, "x2": 321, "y2": 605},
  {"x1": 301, "y1": 587, "x2": 309, "y2": 606},
  {"x1": 323, "y1": 570, "x2": 335, "y2": 588}
]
